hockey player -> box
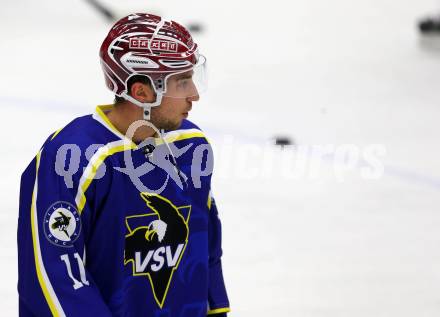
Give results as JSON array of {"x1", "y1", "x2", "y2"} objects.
[{"x1": 17, "y1": 13, "x2": 230, "y2": 317}]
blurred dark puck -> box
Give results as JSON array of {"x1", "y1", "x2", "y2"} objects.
[
  {"x1": 419, "y1": 17, "x2": 440, "y2": 33},
  {"x1": 274, "y1": 136, "x2": 294, "y2": 147},
  {"x1": 187, "y1": 22, "x2": 204, "y2": 33}
]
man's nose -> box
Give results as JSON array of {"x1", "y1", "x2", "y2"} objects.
[
  {"x1": 187, "y1": 91, "x2": 200, "y2": 102},
  {"x1": 187, "y1": 80, "x2": 200, "y2": 101}
]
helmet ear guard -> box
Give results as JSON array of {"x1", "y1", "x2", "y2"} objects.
[
  {"x1": 119, "y1": 73, "x2": 165, "y2": 120},
  {"x1": 120, "y1": 91, "x2": 163, "y2": 120}
]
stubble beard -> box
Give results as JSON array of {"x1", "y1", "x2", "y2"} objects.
[{"x1": 150, "y1": 111, "x2": 180, "y2": 131}]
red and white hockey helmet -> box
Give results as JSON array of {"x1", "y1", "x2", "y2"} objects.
[{"x1": 99, "y1": 13, "x2": 206, "y2": 117}]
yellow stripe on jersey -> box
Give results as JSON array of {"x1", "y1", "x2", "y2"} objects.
[
  {"x1": 95, "y1": 105, "x2": 138, "y2": 148},
  {"x1": 207, "y1": 307, "x2": 231, "y2": 315},
  {"x1": 95, "y1": 104, "x2": 119, "y2": 134},
  {"x1": 50, "y1": 127, "x2": 64, "y2": 140},
  {"x1": 207, "y1": 191, "x2": 212, "y2": 210},
  {"x1": 75, "y1": 140, "x2": 136, "y2": 214},
  {"x1": 31, "y1": 150, "x2": 66, "y2": 317}
]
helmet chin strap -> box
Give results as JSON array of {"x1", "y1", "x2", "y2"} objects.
[
  {"x1": 121, "y1": 95, "x2": 188, "y2": 188},
  {"x1": 120, "y1": 92, "x2": 163, "y2": 120}
]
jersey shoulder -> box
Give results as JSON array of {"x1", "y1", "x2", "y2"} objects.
[
  {"x1": 32, "y1": 113, "x2": 123, "y2": 191},
  {"x1": 28, "y1": 113, "x2": 123, "y2": 213},
  {"x1": 43, "y1": 114, "x2": 121, "y2": 155}
]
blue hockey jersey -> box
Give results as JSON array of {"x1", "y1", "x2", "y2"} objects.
[{"x1": 17, "y1": 105, "x2": 230, "y2": 317}]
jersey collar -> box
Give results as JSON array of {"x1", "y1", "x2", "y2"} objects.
[{"x1": 93, "y1": 104, "x2": 138, "y2": 149}]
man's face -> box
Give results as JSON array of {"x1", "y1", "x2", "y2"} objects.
[{"x1": 150, "y1": 70, "x2": 200, "y2": 131}]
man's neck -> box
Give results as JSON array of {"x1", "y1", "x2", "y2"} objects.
[{"x1": 106, "y1": 102, "x2": 156, "y2": 142}]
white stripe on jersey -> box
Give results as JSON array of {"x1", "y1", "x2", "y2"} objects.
[{"x1": 31, "y1": 149, "x2": 66, "y2": 317}]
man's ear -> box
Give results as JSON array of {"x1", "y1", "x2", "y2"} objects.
[{"x1": 130, "y1": 82, "x2": 156, "y2": 103}]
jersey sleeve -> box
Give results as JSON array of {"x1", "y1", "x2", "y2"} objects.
[
  {"x1": 207, "y1": 195, "x2": 231, "y2": 316},
  {"x1": 17, "y1": 146, "x2": 113, "y2": 317}
]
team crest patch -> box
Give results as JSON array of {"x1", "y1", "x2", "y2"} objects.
[
  {"x1": 124, "y1": 193, "x2": 191, "y2": 308},
  {"x1": 43, "y1": 201, "x2": 81, "y2": 247}
]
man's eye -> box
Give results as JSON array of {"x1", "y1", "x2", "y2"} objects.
[{"x1": 177, "y1": 79, "x2": 189, "y2": 87}]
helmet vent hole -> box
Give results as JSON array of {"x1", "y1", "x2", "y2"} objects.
[
  {"x1": 127, "y1": 59, "x2": 149, "y2": 64},
  {"x1": 159, "y1": 60, "x2": 192, "y2": 68}
]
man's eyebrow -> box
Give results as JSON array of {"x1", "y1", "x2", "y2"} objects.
[{"x1": 176, "y1": 72, "x2": 194, "y2": 80}]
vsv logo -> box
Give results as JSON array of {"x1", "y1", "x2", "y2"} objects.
[
  {"x1": 134, "y1": 244, "x2": 185, "y2": 273},
  {"x1": 124, "y1": 193, "x2": 191, "y2": 308}
]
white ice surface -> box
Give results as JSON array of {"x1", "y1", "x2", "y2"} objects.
[{"x1": 1, "y1": 0, "x2": 440, "y2": 316}]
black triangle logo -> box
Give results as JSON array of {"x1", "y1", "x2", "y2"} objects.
[{"x1": 124, "y1": 193, "x2": 191, "y2": 307}]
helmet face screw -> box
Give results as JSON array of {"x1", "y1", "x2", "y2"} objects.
[{"x1": 144, "y1": 110, "x2": 150, "y2": 116}]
